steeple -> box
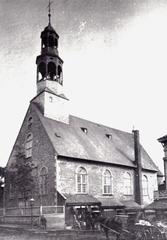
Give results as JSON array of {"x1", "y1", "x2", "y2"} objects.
[
  {"x1": 33, "y1": 2, "x2": 69, "y2": 124},
  {"x1": 48, "y1": 0, "x2": 52, "y2": 26},
  {"x1": 36, "y1": 1, "x2": 63, "y2": 94}
]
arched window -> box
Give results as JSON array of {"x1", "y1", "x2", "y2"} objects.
[
  {"x1": 57, "y1": 65, "x2": 63, "y2": 85},
  {"x1": 38, "y1": 62, "x2": 46, "y2": 80},
  {"x1": 48, "y1": 62, "x2": 56, "y2": 80},
  {"x1": 76, "y1": 167, "x2": 87, "y2": 193},
  {"x1": 103, "y1": 169, "x2": 112, "y2": 194},
  {"x1": 123, "y1": 172, "x2": 132, "y2": 195},
  {"x1": 25, "y1": 133, "x2": 33, "y2": 158},
  {"x1": 55, "y1": 38, "x2": 58, "y2": 48},
  {"x1": 142, "y1": 175, "x2": 148, "y2": 196},
  {"x1": 40, "y1": 167, "x2": 48, "y2": 195},
  {"x1": 42, "y1": 37, "x2": 47, "y2": 48}
]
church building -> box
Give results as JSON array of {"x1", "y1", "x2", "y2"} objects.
[{"x1": 4, "y1": 9, "x2": 159, "y2": 225}]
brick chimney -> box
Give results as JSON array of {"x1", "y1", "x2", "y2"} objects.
[{"x1": 133, "y1": 130, "x2": 143, "y2": 205}]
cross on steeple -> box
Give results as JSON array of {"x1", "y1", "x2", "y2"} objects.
[{"x1": 47, "y1": 0, "x2": 53, "y2": 25}]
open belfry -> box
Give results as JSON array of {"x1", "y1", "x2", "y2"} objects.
[{"x1": 4, "y1": 1, "x2": 160, "y2": 228}]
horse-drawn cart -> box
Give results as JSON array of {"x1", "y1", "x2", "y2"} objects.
[
  {"x1": 132, "y1": 223, "x2": 165, "y2": 240},
  {"x1": 98, "y1": 216, "x2": 166, "y2": 240}
]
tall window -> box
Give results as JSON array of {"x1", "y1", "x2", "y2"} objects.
[
  {"x1": 40, "y1": 167, "x2": 48, "y2": 195},
  {"x1": 25, "y1": 133, "x2": 33, "y2": 158},
  {"x1": 27, "y1": 116, "x2": 33, "y2": 128},
  {"x1": 103, "y1": 169, "x2": 112, "y2": 194},
  {"x1": 142, "y1": 175, "x2": 148, "y2": 196},
  {"x1": 124, "y1": 172, "x2": 132, "y2": 195},
  {"x1": 76, "y1": 167, "x2": 87, "y2": 193}
]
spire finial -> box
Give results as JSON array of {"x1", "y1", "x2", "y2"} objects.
[{"x1": 47, "y1": 0, "x2": 53, "y2": 25}]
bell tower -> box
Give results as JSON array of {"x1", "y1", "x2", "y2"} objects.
[
  {"x1": 36, "y1": 2, "x2": 63, "y2": 95},
  {"x1": 33, "y1": 2, "x2": 69, "y2": 124}
]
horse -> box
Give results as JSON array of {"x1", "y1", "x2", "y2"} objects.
[{"x1": 94, "y1": 215, "x2": 124, "y2": 240}]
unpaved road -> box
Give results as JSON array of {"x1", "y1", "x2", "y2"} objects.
[
  {"x1": 0, "y1": 227, "x2": 108, "y2": 240},
  {"x1": 0, "y1": 228, "x2": 49, "y2": 240}
]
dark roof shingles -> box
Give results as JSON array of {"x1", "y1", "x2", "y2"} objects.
[
  {"x1": 65, "y1": 194, "x2": 100, "y2": 205},
  {"x1": 33, "y1": 103, "x2": 158, "y2": 171}
]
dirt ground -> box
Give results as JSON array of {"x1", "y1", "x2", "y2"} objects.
[
  {"x1": 0, "y1": 227, "x2": 108, "y2": 240},
  {"x1": 0, "y1": 228, "x2": 49, "y2": 240}
]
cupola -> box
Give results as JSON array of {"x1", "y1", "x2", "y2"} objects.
[{"x1": 36, "y1": 2, "x2": 63, "y2": 94}]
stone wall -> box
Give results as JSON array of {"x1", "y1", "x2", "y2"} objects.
[
  {"x1": 5, "y1": 103, "x2": 56, "y2": 208},
  {"x1": 57, "y1": 158, "x2": 135, "y2": 201},
  {"x1": 57, "y1": 158, "x2": 157, "y2": 205}
]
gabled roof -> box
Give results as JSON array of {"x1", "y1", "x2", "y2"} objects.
[{"x1": 32, "y1": 103, "x2": 158, "y2": 171}]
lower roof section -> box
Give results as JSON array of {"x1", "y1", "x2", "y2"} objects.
[
  {"x1": 121, "y1": 200, "x2": 141, "y2": 210},
  {"x1": 64, "y1": 194, "x2": 101, "y2": 206},
  {"x1": 97, "y1": 197, "x2": 124, "y2": 209},
  {"x1": 145, "y1": 198, "x2": 167, "y2": 210},
  {"x1": 60, "y1": 192, "x2": 141, "y2": 210}
]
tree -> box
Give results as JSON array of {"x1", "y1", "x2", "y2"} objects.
[{"x1": 12, "y1": 146, "x2": 35, "y2": 207}]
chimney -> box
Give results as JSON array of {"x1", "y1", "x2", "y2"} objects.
[{"x1": 133, "y1": 130, "x2": 143, "y2": 205}]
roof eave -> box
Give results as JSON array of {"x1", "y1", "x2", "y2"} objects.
[{"x1": 57, "y1": 154, "x2": 137, "y2": 169}]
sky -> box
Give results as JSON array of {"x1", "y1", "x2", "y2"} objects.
[{"x1": 0, "y1": 0, "x2": 167, "y2": 171}]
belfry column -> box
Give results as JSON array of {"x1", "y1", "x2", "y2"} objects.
[{"x1": 158, "y1": 135, "x2": 167, "y2": 189}]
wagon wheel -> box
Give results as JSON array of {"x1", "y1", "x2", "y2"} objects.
[
  {"x1": 135, "y1": 228, "x2": 152, "y2": 240},
  {"x1": 150, "y1": 226, "x2": 164, "y2": 240},
  {"x1": 135, "y1": 226, "x2": 164, "y2": 240}
]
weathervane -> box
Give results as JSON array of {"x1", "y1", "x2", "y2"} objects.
[{"x1": 47, "y1": 0, "x2": 53, "y2": 25}]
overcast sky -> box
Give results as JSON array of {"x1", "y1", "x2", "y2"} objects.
[{"x1": 1, "y1": 0, "x2": 167, "y2": 171}]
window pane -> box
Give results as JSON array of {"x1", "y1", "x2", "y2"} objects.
[
  {"x1": 103, "y1": 170, "x2": 112, "y2": 194},
  {"x1": 77, "y1": 184, "x2": 81, "y2": 193},
  {"x1": 82, "y1": 184, "x2": 86, "y2": 193},
  {"x1": 82, "y1": 174, "x2": 86, "y2": 183},
  {"x1": 77, "y1": 175, "x2": 81, "y2": 183},
  {"x1": 106, "y1": 176, "x2": 110, "y2": 185},
  {"x1": 25, "y1": 133, "x2": 33, "y2": 158},
  {"x1": 124, "y1": 173, "x2": 132, "y2": 195},
  {"x1": 76, "y1": 167, "x2": 87, "y2": 193}
]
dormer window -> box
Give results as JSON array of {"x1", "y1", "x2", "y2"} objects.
[
  {"x1": 55, "y1": 132, "x2": 61, "y2": 138},
  {"x1": 106, "y1": 134, "x2": 112, "y2": 140},
  {"x1": 81, "y1": 127, "x2": 88, "y2": 134}
]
